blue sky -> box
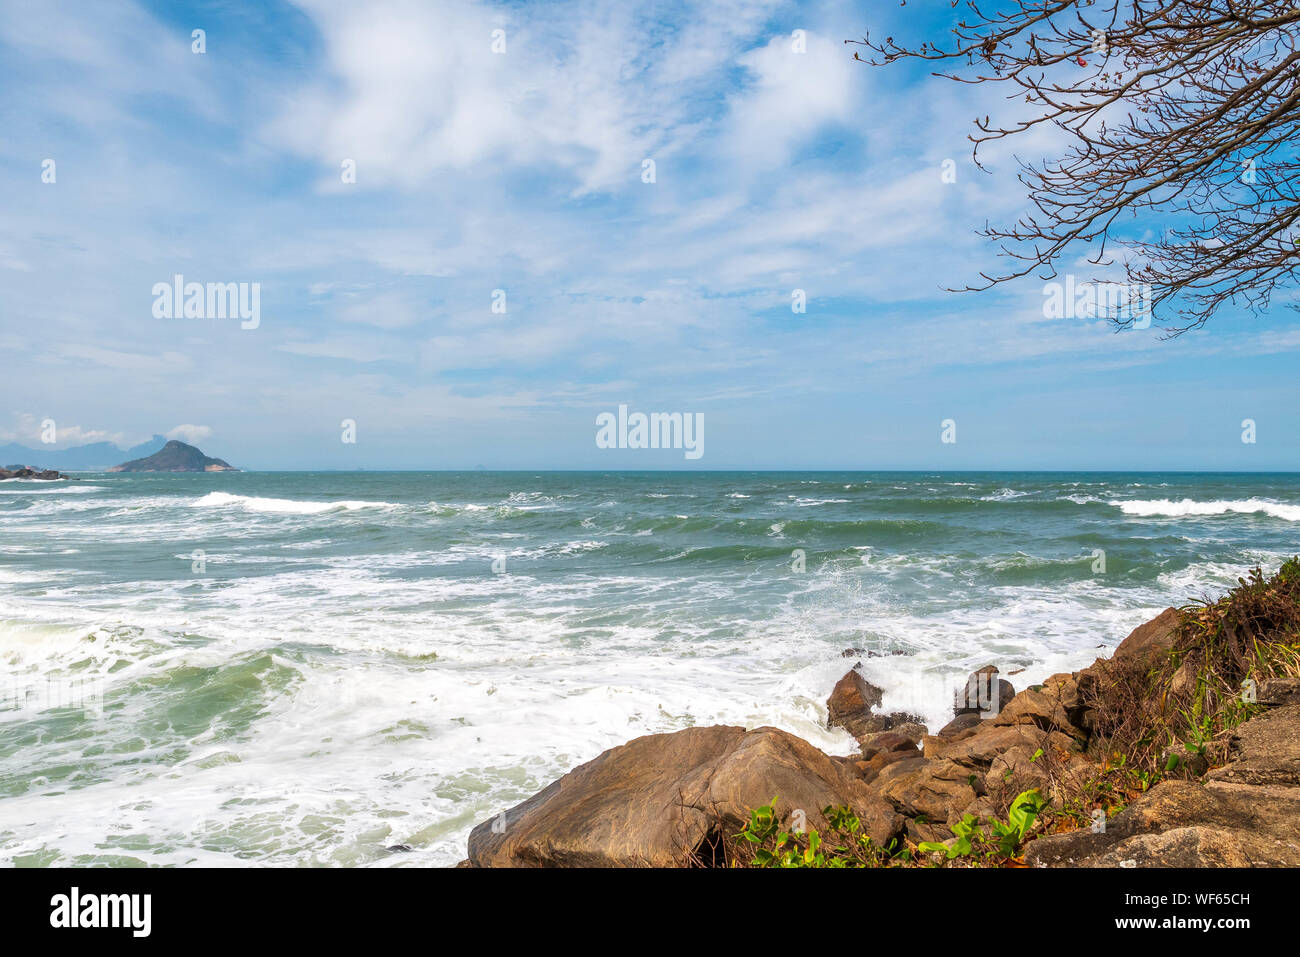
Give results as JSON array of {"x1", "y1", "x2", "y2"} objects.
[{"x1": 2, "y1": 0, "x2": 1298, "y2": 470}]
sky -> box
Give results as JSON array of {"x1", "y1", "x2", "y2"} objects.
[{"x1": 1, "y1": 0, "x2": 1298, "y2": 470}]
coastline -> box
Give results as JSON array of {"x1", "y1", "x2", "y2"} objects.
[{"x1": 463, "y1": 560, "x2": 1300, "y2": 867}]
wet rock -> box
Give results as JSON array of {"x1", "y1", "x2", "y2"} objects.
[
  {"x1": 887, "y1": 722, "x2": 928, "y2": 745},
  {"x1": 826, "y1": 670, "x2": 923, "y2": 745},
  {"x1": 953, "y1": 665, "x2": 1016, "y2": 718},
  {"x1": 827, "y1": 670, "x2": 886, "y2": 740}
]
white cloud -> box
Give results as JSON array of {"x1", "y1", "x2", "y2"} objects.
[
  {"x1": 723, "y1": 31, "x2": 858, "y2": 173},
  {"x1": 0, "y1": 414, "x2": 130, "y2": 449},
  {"x1": 271, "y1": 0, "x2": 787, "y2": 194},
  {"x1": 165, "y1": 424, "x2": 214, "y2": 445}
]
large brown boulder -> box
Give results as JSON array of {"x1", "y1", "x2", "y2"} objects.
[
  {"x1": 1112, "y1": 607, "x2": 1181, "y2": 669},
  {"x1": 466, "y1": 725, "x2": 901, "y2": 867}
]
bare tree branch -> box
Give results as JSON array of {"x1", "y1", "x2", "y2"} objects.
[{"x1": 851, "y1": 1, "x2": 1300, "y2": 333}]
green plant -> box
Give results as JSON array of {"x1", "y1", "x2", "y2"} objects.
[
  {"x1": 734, "y1": 798, "x2": 904, "y2": 868},
  {"x1": 1085, "y1": 558, "x2": 1300, "y2": 779},
  {"x1": 916, "y1": 788, "x2": 1046, "y2": 864},
  {"x1": 991, "y1": 789, "x2": 1047, "y2": 856}
]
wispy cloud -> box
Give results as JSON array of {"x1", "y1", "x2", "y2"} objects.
[{"x1": 1, "y1": 0, "x2": 1297, "y2": 468}]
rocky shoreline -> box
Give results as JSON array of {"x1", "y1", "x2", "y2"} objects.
[
  {"x1": 0, "y1": 466, "x2": 67, "y2": 481},
  {"x1": 461, "y1": 571, "x2": 1300, "y2": 868}
]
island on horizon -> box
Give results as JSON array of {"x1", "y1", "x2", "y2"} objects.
[{"x1": 108, "y1": 440, "x2": 239, "y2": 473}]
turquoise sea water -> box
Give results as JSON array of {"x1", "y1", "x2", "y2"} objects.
[{"x1": 1, "y1": 470, "x2": 1298, "y2": 866}]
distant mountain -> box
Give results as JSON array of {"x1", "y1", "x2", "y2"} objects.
[
  {"x1": 0, "y1": 434, "x2": 166, "y2": 471},
  {"x1": 109, "y1": 440, "x2": 238, "y2": 473}
]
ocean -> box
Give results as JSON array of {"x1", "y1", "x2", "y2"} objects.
[{"x1": 2, "y1": 470, "x2": 1298, "y2": 866}]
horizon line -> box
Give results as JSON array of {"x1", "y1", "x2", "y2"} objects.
[{"x1": 55, "y1": 467, "x2": 1300, "y2": 475}]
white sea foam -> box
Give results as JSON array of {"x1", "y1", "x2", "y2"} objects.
[
  {"x1": 1110, "y1": 498, "x2": 1300, "y2": 521},
  {"x1": 0, "y1": 484, "x2": 105, "y2": 493},
  {"x1": 5, "y1": 473, "x2": 1299, "y2": 869},
  {"x1": 191, "y1": 492, "x2": 399, "y2": 514},
  {"x1": 0, "y1": 544, "x2": 1290, "y2": 868},
  {"x1": 980, "y1": 488, "x2": 1030, "y2": 501}
]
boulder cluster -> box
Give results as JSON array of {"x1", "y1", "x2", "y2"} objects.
[
  {"x1": 462, "y1": 607, "x2": 1300, "y2": 867},
  {"x1": 0, "y1": 466, "x2": 65, "y2": 480}
]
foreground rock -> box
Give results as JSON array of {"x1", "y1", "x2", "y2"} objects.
[
  {"x1": 1111, "y1": 606, "x2": 1181, "y2": 668},
  {"x1": 464, "y1": 597, "x2": 1300, "y2": 868},
  {"x1": 466, "y1": 725, "x2": 900, "y2": 867},
  {"x1": 0, "y1": 466, "x2": 66, "y2": 480},
  {"x1": 1026, "y1": 702, "x2": 1300, "y2": 867}
]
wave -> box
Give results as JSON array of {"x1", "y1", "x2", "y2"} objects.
[
  {"x1": 0, "y1": 484, "x2": 106, "y2": 494},
  {"x1": 1110, "y1": 498, "x2": 1300, "y2": 521},
  {"x1": 980, "y1": 488, "x2": 1031, "y2": 501},
  {"x1": 191, "y1": 492, "x2": 399, "y2": 515},
  {"x1": 1060, "y1": 494, "x2": 1106, "y2": 505}
]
